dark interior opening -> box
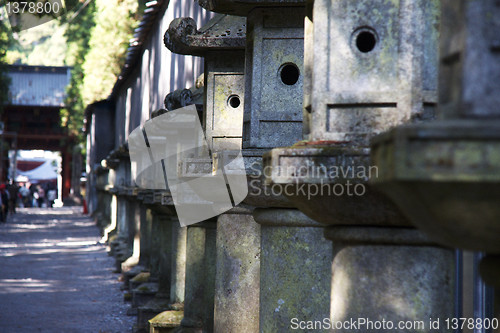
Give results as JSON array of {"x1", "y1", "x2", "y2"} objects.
[
  {"x1": 280, "y1": 63, "x2": 300, "y2": 86},
  {"x1": 228, "y1": 95, "x2": 241, "y2": 108},
  {"x1": 356, "y1": 31, "x2": 377, "y2": 53}
]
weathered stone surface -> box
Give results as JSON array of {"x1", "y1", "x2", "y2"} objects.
[
  {"x1": 131, "y1": 272, "x2": 151, "y2": 292},
  {"x1": 181, "y1": 222, "x2": 216, "y2": 332},
  {"x1": 133, "y1": 282, "x2": 160, "y2": 310},
  {"x1": 151, "y1": 213, "x2": 171, "y2": 297},
  {"x1": 479, "y1": 256, "x2": 500, "y2": 326},
  {"x1": 137, "y1": 206, "x2": 153, "y2": 273},
  {"x1": 308, "y1": 0, "x2": 439, "y2": 145},
  {"x1": 167, "y1": 7, "x2": 305, "y2": 208},
  {"x1": 254, "y1": 208, "x2": 332, "y2": 333},
  {"x1": 242, "y1": 8, "x2": 304, "y2": 149},
  {"x1": 211, "y1": 149, "x2": 294, "y2": 208},
  {"x1": 214, "y1": 211, "x2": 260, "y2": 333},
  {"x1": 258, "y1": 1, "x2": 458, "y2": 329},
  {"x1": 204, "y1": 51, "x2": 245, "y2": 151},
  {"x1": 164, "y1": 14, "x2": 245, "y2": 148},
  {"x1": 438, "y1": 0, "x2": 500, "y2": 119},
  {"x1": 137, "y1": 297, "x2": 174, "y2": 333},
  {"x1": 169, "y1": 219, "x2": 187, "y2": 305},
  {"x1": 149, "y1": 310, "x2": 184, "y2": 330},
  {"x1": 163, "y1": 87, "x2": 204, "y2": 112},
  {"x1": 138, "y1": 199, "x2": 186, "y2": 316},
  {"x1": 95, "y1": 180, "x2": 113, "y2": 234},
  {"x1": 165, "y1": 15, "x2": 248, "y2": 227},
  {"x1": 328, "y1": 231, "x2": 455, "y2": 333},
  {"x1": 263, "y1": 145, "x2": 408, "y2": 226}
]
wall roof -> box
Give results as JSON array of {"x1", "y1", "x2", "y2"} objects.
[{"x1": 7, "y1": 65, "x2": 71, "y2": 107}]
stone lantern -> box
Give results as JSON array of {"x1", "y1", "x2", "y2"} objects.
[
  {"x1": 196, "y1": 1, "x2": 336, "y2": 332},
  {"x1": 371, "y1": 0, "x2": 500, "y2": 323},
  {"x1": 263, "y1": 0, "x2": 456, "y2": 327},
  {"x1": 164, "y1": 14, "x2": 255, "y2": 332}
]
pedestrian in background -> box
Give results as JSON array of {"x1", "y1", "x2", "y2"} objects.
[
  {"x1": 30, "y1": 184, "x2": 38, "y2": 207},
  {"x1": 37, "y1": 185, "x2": 46, "y2": 208},
  {"x1": 0, "y1": 184, "x2": 9, "y2": 222},
  {"x1": 47, "y1": 185, "x2": 56, "y2": 208},
  {"x1": 19, "y1": 183, "x2": 30, "y2": 208},
  {"x1": 7, "y1": 181, "x2": 18, "y2": 214}
]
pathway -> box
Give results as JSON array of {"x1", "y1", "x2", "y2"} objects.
[{"x1": 0, "y1": 207, "x2": 134, "y2": 333}]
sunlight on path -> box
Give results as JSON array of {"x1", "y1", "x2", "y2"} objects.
[{"x1": 0, "y1": 207, "x2": 134, "y2": 333}]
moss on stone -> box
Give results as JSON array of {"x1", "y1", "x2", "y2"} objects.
[
  {"x1": 131, "y1": 272, "x2": 150, "y2": 283},
  {"x1": 138, "y1": 285, "x2": 151, "y2": 292},
  {"x1": 149, "y1": 310, "x2": 184, "y2": 328}
]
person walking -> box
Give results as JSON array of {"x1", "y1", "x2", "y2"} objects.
[
  {"x1": 29, "y1": 184, "x2": 38, "y2": 207},
  {"x1": 47, "y1": 184, "x2": 56, "y2": 208},
  {"x1": 0, "y1": 184, "x2": 9, "y2": 222},
  {"x1": 37, "y1": 185, "x2": 46, "y2": 208},
  {"x1": 19, "y1": 184, "x2": 30, "y2": 208},
  {"x1": 7, "y1": 181, "x2": 18, "y2": 214}
]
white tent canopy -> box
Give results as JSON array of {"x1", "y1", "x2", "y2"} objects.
[{"x1": 17, "y1": 160, "x2": 57, "y2": 181}]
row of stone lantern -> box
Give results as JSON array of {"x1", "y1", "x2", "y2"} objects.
[{"x1": 91, "y1": 0, "x2": 498, "y2": 331}]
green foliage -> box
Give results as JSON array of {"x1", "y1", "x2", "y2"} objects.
[
  {"x1": 5, "y1": 19, "x2": 67, "y2": 66},
  {"x1": 61, "y1": 0, "x2": 142, "y2": 144},
  {"x1": 59, "y1": 0, "x2": 96, "y2": 143},
  {"x1": 81, "y1": 0, "x2": 140, "y2": 105}
]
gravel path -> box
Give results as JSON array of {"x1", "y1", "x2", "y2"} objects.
[{"x1": 0, "y1": 207, "x2": 135, "y2": 333}]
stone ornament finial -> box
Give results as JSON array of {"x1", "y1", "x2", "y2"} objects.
[
  {"x1": 164, "y1": 89, "x2": 193, "y2": 111},
  {"x1": 164, "y1": 17, "x2": 198, "y2": 55}
]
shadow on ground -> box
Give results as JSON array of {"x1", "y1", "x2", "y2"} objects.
[{"x1": 0, "y1": 207, "x2": 134, "y2": 333}]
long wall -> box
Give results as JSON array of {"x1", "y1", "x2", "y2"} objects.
[
  {"x1": 86, "y1": 0, "x2": 212, "y2": 214},
  {"x1": 114, "y1": 0, "x2": 212, "y2": 148}
]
